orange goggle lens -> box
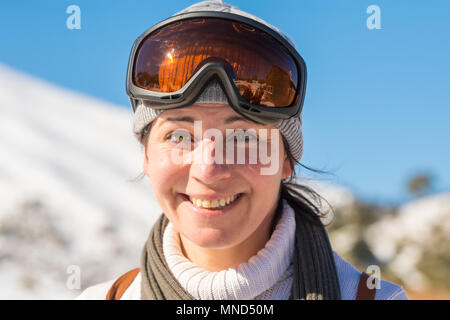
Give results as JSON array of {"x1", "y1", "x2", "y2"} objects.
[{"x1": 133, "y1": 18, "x2": 299, "y2": 107}]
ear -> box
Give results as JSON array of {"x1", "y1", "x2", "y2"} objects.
[
  {"x1": 281, "y1": 154, "x2": 293, "y2": 180},
  {"x1": 143, "y1": 146, "x2": 151, "y2": 177}
]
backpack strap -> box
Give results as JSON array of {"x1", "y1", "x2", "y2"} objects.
[
  {"x1": 106, "y1": 268, "x2": 140, "y2": 300},
  {"x1": 356, "y1": 272, "x2": 376, "y2": 300}
]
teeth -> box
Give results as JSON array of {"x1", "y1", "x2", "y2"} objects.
[
  {"x1": 202, "y1": 200, "x2": 210, "y2": 209},
  {"x1": 189, "y1": 194, "x2": 240, "y2": 209}
]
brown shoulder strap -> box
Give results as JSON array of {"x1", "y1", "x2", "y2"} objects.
[
  {"x1": 106, "y1": 268, "x2": 140, "y2": 300},
  {"x1": 356, "y1": 272, "x2": 376, "y2": 300}
]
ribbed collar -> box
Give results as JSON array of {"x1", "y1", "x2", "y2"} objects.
[{"x1": 162, "y1": 199, "x2": 296, "y2": 300}]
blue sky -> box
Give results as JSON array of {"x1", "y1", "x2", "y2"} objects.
[{"x1": 1, "y1": 0, "x2": 449, "y2": 206}]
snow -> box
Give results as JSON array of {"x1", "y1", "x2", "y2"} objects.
[
  {"x1": 365, "y1": 192, "x2": 450, "y2": 289},
  {"x1": 0, "y1": 64, "x2": 162, "y2": 299}
]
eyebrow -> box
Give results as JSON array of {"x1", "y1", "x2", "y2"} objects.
[
  {"x1": 224, "y1": 116, "x2": 251, "y2": 125},
  {"x1": 158, "y1": 115, "x2": 250, "y2": 127}
]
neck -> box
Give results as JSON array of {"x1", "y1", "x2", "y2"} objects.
[{"x1": 178, "y1": 200, "x2": 282, "y2": 272}]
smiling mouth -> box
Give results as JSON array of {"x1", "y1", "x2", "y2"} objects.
[{"x1": 186, "y1": 194, "x2": 242, "y2": 209}]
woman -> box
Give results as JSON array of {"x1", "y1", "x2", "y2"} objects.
[{"x1": 76, "y1": 0, "x2": 408, "y2": 300}]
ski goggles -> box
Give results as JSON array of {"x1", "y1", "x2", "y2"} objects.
[{"x1": 126, "y1": 11, "x2": 307, "y2": 123}]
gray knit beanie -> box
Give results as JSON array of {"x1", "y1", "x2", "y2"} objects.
[{"x1": 132, "y1": 0, "x2": 304, "y2": 163}]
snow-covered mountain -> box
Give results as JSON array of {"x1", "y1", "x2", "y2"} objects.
[
  {"x1": 0, "y1": 64, "x2": 163, "y2": 299},
  {"x1": 365, "y1": 192, "x2": 450, "y2": 291}
]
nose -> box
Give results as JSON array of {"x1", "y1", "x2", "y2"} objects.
[{"x1": 190, "y1": 138, "x2": 231, "y2": 185}]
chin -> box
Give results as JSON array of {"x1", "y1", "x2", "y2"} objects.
[{"x1": 183, "y1": 227, "x2": 242, "y2": 250}]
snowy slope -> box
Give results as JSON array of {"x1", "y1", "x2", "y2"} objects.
[
  {"x1": 0, "y1": 64, "x2": 162, "y2": 299},
  {"x1": 365, "y1": 192, "x2": 450, "y2": 290},
  {"x1": 0, "y1": 64, "x2": 356, "y2": 299}
]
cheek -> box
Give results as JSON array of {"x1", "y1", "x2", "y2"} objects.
[
  {"x1": 233, "y1": 139, "x2": 286, "y2": 206},
  {"x1": 245, "y1": 168, "x2": 281, "y2": 193},
  {"x1": 235, "y1": 163, "x2": 282, "y2": 206},
  {"x1": 145, "y1": 145, "x2": 188, "y2": 196},
  {"x1": 231, "y1": 139, "x2": 286, "y2": 177}
]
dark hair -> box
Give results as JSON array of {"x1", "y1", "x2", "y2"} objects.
[
  {"x1": 279, "y1": 134, "x2": 336, "y2": 227},
  {"x1": 131, "y1": 121, "x2": 336, "y2": 227}
]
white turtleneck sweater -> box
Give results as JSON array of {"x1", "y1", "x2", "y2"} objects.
[
  {"x1": 162, "y1": 199, "x2": 296, "y2": 300},
  {"x1": 75, "y1": 200, "x2": 409, "y2": 300}
]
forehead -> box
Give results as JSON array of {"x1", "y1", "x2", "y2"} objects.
[{"x1": 154, "y1": 103, "x2": 269, "y2": 128}]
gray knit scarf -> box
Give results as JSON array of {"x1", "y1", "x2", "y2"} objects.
[{"x1": 140, "y1": 197, "x2": 341, "y2": 300}]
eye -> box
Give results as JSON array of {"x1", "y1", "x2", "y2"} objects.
[
  {"x1": 227, "y1": 130, "x2": 258, "y2": 144},
  {"x1": 166, "y1": 129, "x2": 192, "y2": 145}
]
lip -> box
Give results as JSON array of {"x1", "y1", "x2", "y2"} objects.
[
  {"x1": 179, "y1": 193, "x2": 244, "y2": 217},
  {"x1": 185, "y1": 193, "x2": 240, "y2": 201}
]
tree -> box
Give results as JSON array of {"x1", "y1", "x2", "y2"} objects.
[{"x1": 407, "y1": 172, "x2": 434, "y2": 198}]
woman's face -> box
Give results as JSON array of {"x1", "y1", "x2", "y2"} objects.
[{"x1": 143, "y1": 103, "x2": 292, "y2": 250}]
